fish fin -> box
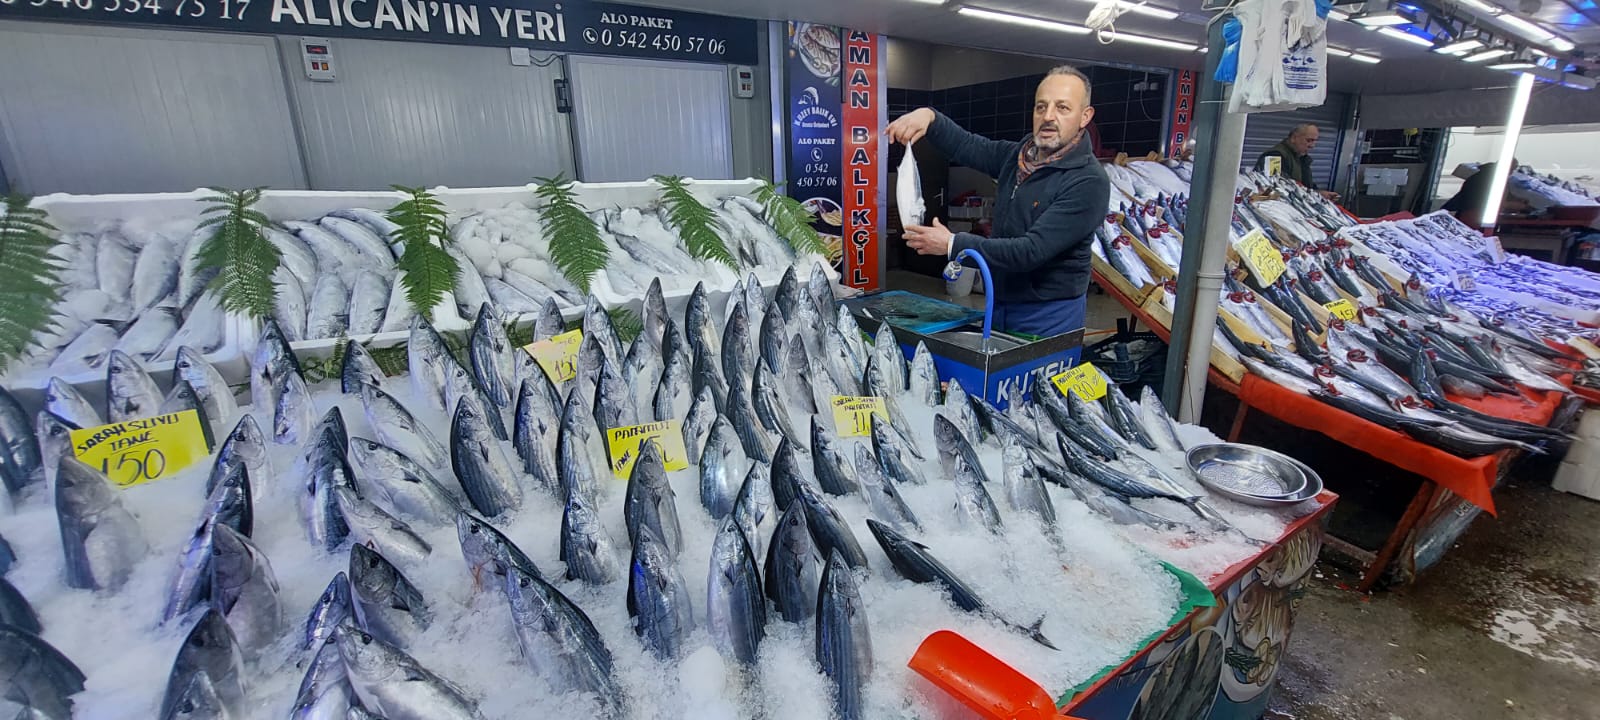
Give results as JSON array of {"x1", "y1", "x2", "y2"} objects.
[{"x1": 1027, "y1": 616, "x2": 1058, "y2": 651}]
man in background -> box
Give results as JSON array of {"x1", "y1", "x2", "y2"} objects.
[
  {"x1": 885, "y1": 65, "x2": 1110, "y2": 338},
  {"x1": 1255, "y1": 123, "x2": 1340, "y2": 201},
  {"x1": 1442, "y1": 159, "x2": 1529, "y2": 227}
]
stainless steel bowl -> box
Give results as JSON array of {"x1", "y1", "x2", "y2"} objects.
[{"x1": 1185, "y1": 443, "x2": 1315, "y2": 507}]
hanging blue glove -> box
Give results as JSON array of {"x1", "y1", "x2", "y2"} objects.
[
  {"x1": 1314, "y1": 0, "x2": 1335, "y2": 18},
  {"x1": 1214, "y1": 16, "x2": 1242, "y2": 83}
]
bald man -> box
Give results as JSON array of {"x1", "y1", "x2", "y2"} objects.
[
  {"x1": 886, "y1": 65, "x2": 1110, "y2": 338},
  {"x1": 1255, "y1": 123, "x2": 1339, "y2": 201}
]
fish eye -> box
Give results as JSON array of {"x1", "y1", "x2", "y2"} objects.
[
  {"x1": 468, "y1": 524, "x2": 481, "y2": 534},
  {"x1": 360, "y1": 632, "x2": 373, "y2": 644},
  {"x1": 519, "y1": 577, "x2": 531, "y2": 588}
]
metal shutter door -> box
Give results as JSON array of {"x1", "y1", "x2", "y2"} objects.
[
  {"x1": 1238, "y1": 92, "x2": 1351, "y2": 190},
  {"x1": 568, "y1": 56, "x2": 733, "y2": 182},
  {"x1": 0, "y1": 21, "x2": 305, "y2": 195}
]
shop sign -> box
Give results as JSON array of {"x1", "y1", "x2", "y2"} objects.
[
  {"x1": 1167, "y1": 69, "x2": 1195, "y2": 157},
  {"x1": 1, "y1": 0, "x2": 758, "y2": 65},
  {"x1": 70, "y1": 409, "x2": 213, "y2": 487},
  {"x1": 840, "y1": 30, "x2": 882, "y2": 290}
]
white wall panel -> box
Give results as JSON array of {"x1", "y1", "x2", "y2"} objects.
[
  {"x1": 568, "y1": 56, "x2": 733, "y2": 182},
  {"x1": 282, "y1": 38, "x2": 572, "y2": 190},
  {"x1": 0, "y1": 21, "x2": 305, "y2": 195}
]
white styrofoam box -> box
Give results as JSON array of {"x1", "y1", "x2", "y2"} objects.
[
  {"x1": 1576, "y1": 409, "x2": 1600, "y2": 441},
  {"x1": 1552, "y1": 459, "x2": 1599, "y2": 500}
]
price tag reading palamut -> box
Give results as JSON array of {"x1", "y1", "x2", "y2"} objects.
[
  {"x1": 605, "y1": 420, "x2": 689, "y2": 479},
  {"x1": 522, "y1": 329, "x2": 583, "y2": 383},
  {"x1": 1322, "y1": 298, "x2": 1358, "y2": 321},
  {"x1": 1233, "y1": 229, "x2": 1286, "y2": 286},
  {"x1": 830, "y1": 396, "x2": 887, "y2": 438},
  {"x1": 1050, "y1": 362, "x2": 1109, "y2": 402},
  {"x1": 70, "y1": 410, "x2": 213, "y2": 487}
]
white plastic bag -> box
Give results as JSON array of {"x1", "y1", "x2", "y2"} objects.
[
  {"x1": 1229, "y1": 0, "x2": 1327, "y2": 113},
  {"x1": 897, "y1": 143, "x2": 925, "y2": 227}
]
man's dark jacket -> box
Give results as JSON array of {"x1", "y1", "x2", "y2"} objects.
[
  {"x1": 924, "y1": 111, "x2": 1110, "y2": 304},
  {"x1": 1254, "y1": 139, "x2": 1317, "y2": 189}
]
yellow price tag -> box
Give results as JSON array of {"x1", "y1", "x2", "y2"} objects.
[
  {"x1": 830, "y1": 396, "x2": 886, "y2": 438},
  {"x1": 523, "y1": 329, "x2": 582, "y2": 384},
  {"x1": 1234, "y1": 229, "x2": 1286, "y2": 286},
  {"x1": 1050, "y1": 362, "x2": 1109, "y2": 402},
  {"x1": 1322, "y1": 298, "x2": 1358, "y2": 321},
  {"x1": 1264, "y1": 156, "x2": 1282, "y2": 177},
  {"x1": 70, "y1": 410, "x2": 212, "y2": 488},
  {"x1": 606, "y1": 419, "x2": 690, "y2": 478}
]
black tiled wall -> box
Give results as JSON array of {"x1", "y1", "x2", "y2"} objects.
[{"x1": 886, "y1": 65, "x2": 1168, "y2": 165}]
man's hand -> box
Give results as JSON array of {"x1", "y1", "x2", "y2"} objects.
[
  {"x1": 1319, "y1": 190, "x2": 1340, "y2": 202},
  {"x1": 886, "y1": 108, "x2": 936, "y2": 146},
  {"x1": 904, "y1": 218, "x2": 954, "y2": 256}
]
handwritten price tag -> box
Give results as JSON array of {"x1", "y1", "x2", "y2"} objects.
[
  {"x1": 70, "y1": 410, "x2": 212, "y2": 488},
  {"x1": 1264, "y1": 156, "x2": 1282, "y2": 178},
  {"x1": 1488, "y1": 238, "x2": 1507, "y2": 263},
  {"x1": 1452, "y1": 270, "x2": 1477, "y2": 292},
  {"x1": 523, "y1": 329, "x2": 582, "y2": 384},
  {"x1": 1322, "y1": 298, "x2": 1358, "y2": 321},
  {"x1": 830, "y1": 396, "x2": 886, "y2": 438},
  {"x1": 1233, "y1": 229, "x2": 1286, "y2": 286},
  {"x1": 606, "y1": 420, "x2": 689, "y2": 479},
  {"x1": 1050, "y1": 363, "x2": 1109, "y2": 402}
]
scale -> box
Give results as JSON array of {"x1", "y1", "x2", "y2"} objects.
[{"x1": 842, "y1": 250, "x2": 1083, "y2": 409}]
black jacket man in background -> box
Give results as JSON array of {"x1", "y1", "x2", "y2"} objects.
[
  {"x1": 1254, "y1": 123, "x2": 1340, "y2": 201},
  {"x1": 886, "y1": 65, "x2": 1110, "y2": 338}
]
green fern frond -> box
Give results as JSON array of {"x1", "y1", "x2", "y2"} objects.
[
  {"x1": 654, "y1": 175, "x2": 737, "y2": 270},
  {"x1": 754, "y1": 180, "x2": 828, "y2": 257},
  {"x1": 534, "y1": 175, "x2": 608, "y2": 294},
  {"x1": 196, "y1": 187, "x2": 282, "y2": 319},
  {"x1": 607, "y1": 307, "x2": 643, "y2": 345},
  {"x1": 387, "y1": 186, "x2": 458, "y2": 322},
  {"x1": 0, "y1": 196, "x2": 64, "y2": 373}
]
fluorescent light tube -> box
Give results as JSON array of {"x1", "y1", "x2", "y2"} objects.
[
  {"x1": 1353, "y1": 11, "x2": 1411, "y2": 26},
  {"x1": 1488, "y1": 62, "x2": 1535, "y2": 70},
  {"x1": 1350, "y1": 52, "x2": 1382, "y2": 64},
  {"x1": 1480, "y1": 71, "x2": 1534, "y2": 226},
  {"x1": 1061, "y1": 0, "x2": 1179, "y2": 20},
  {"x1": 1100, "y1": 30, "x2": 1197, "y2": 51},
  {"x1": 1463, "y1": 48, "x2": 1512, "y2": 62},
  {"x1": 1378, "y1": 27, "x2": 1435, "y2": 47},
  {"x1": 1326, "y1": 47, "x2": 1353, "y2": 57},
  {"x1": 956, "y1": 7, "x2": 1092, "y2": 33},
  {"x1": 1495, "y1": 13, "x2": 1555, "y2": 41},
  {"x1": 1455, "y1": 0, "x2": 1501, "y2": 13},
  {"x1": 1549, "y1": 37, "x2": 1575, "y2": 52},
  {"x1": 1434, "y1": 39, "x2": 1484, "y2": 55},
  {"x1": 1328, "y1": 9, "x2": 1349, "y2": 21}
]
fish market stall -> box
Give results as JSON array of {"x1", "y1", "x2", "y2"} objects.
[
  {"x1": 0, "y1": 177, "x2": 1337, "y2": 717},
  {"x1": 1088, "y1": 159, "x2": 1594, "y2": 592}
]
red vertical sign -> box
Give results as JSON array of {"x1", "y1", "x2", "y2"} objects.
[
  {"x1": 841, "y1": 30, "x2": 880, "y2": 291},
  {"x1": 1167, "y1": 69, "x2": 1196, "y2": 158}
]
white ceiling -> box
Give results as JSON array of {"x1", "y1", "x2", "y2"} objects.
[{"x1": 622, "y1": 0, "x2": 1584, "y2": 95}]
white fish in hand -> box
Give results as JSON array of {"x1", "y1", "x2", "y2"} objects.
[{"x1": 897, "y1": 144, "x2": 925, "y2": 228}]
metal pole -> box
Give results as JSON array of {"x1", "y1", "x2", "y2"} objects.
[{"x1": 1161, "y1": 16, "x2": 1247, "y2": 422}]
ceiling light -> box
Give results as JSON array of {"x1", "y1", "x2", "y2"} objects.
[
  {"x1": 1529, "y1": 47, "x2": 1548, "y2": 57},
  {"x1": 1328, "y1": 9, "x2": 1349, "y2": 21},
  {"x1": 1495, "y1": 13, "x2": 1555, "y2": 42},
  {"x1": 1489, "y1": 62, "x2": 1535, "y2": 70},
  {"x1": 1326, "y1": 47, "x2": 1352, "y2": 57},
  {"x1": 1378, "y1": 27, "x2": 1435, "y2": 47},
  {"x1": 1352, "y1": 11, "x2": 1413, "y2": 26},
  {"x1": 1463, "y1": 47, "x2": 1512, "y2": 62},
  {"x1": 1549, "y1": 36, "x2": 1575, "y2": 52},
  {"x1": 1455, "y1": 0, "x2": 1501, "y2": 13},
  {"x1": 1350, "y1": 52, "x2": 1383, "y2": 64},
  {"x1": 956, "y1": 7, "x2": 1092, "y2": 33},
  {"x1": 1434, "y1": 38, "x2": 1484, "y2": 55},
  {"x1": 1560, "y1": 74, "x2": 1598, "y2": 90},
  {"x1": 1098, "y1": 30, "x2": 1197, "y2": 51},
  {"x1": 1061, "y1": 0, "x2": 1180, "y2": 20},
  {"x1": 1480, "y1": 71, "x2": 1534, "y2": 226}
]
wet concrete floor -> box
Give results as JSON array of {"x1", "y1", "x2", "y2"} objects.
[{"x1": 1266, "y1": 481, "x2": 1600, "y2": 720}]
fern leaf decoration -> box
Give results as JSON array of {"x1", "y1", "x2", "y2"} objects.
[
  {"x1": 0, "y1": 196, "x2": 64, "y2": 374},
  {"x1": 387, "y1": 186, "x2": 459, "y2": 322},
  {"x1": 534, "y1": 175, "x2": 608, "y2": 295},
  {"x1": 196, "y1": 187, "x2": 282, "y2": 320},
  {"x1": 753, "y1": 180, "x2": 828, "y2": 257},
  {"x1": 607, "y1": 307, "x2": 643, "y2": 345},
  {"x1": 654, "y1": 175, "x2": 737, "y2": 270}
]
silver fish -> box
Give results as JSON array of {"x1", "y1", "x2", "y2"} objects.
[
  {"x1": 623, "y1": 442, "x2": 683, "y2": 558},
  {"x1": 816, "y1": 550, "x2": 871, "y2": 720},
  {"x1": 45, "y1": 377, "x2": 101, "y2": 429},
  {"x1": 797, "y1": 489, "x2": 870, "y2": 569},
  {"x1": 306, "y1": 274, "x2": 351, "y2": 340},
  {"x1": 335, "y1": 487, "x2": 433, "y2": 568},
  {"x1": 820, "y1": 324, "x2": 862, "y2": 397},
  {"x1": 811, "y1": 415, "x2": 858, "y2": 496},
  {"x1": 162, "y1": 520, "x2": 217, "y2": 625},
  {"x1": 448, "y1": 247, "x2": 491, "y2": 318},
  {"x1": 348, "y1": 436, "x2": 460, "y2": 525},
  {"x1": 49, "y1": 322, "x2": 119, "y2": 375},
  {"x1": 512, "y1": 378, "x2": 562, "y2": 497},
  {"x1": 934, "y1": 415, "x2": 1004, "y2": 533},
  {"x1": 871, "y1": 323, "x2": 906, "y2": 394},
  {"x1": 752, "y1": 365, "x2": 803, "y2": 448},
  {"x1": 174, "y1": 347, "x2": 238, "y2": 437},
  {"x1": 653, "y1": 337, "x2": 694, "y2": 423},
  {"x1": 291, "y1": 635, "x2": 355, "y2": 720},
  {"x1": 443, "y1": 359, "x2": 507, "y2": 442},
  {"x1": 335, "y1": 621, "x2": 483, "y2": 720},
  {"x1": 106, "y1": 349, "x2": 163, "y2": 422},
  {"x1": 274, "y1": 369, "x2": 317, "y2": 446},
  {"x1": 764, "y1": 502, "x2": 821, "y2": 624},
  {"x1": 853, "y1": 444, "x2": 921, "y2": 533},
  {"x1": 208, "y1": 414, "x2": 269, "y2": 497},
  {"x1": 698, "y1": 414, "x2": 748, "y2": 519},
  {"x1": 726, "y1": 381, "x2": 773, "y2": 464},
  {"x1": 733, "y1": 461, "x2": 775, "y2": 562},
  {"x1": 1138, "y1": 386, "x2": 1186, "y2": 454},
  {"x1": 340, "y1": 340, "x2": 385, "y2": 396},
  {"x1": 349, "y1": 544, "x2": 431, "y2": 650},
  {"x1": 593, "y1": 357, "x2": 638, "y2": 434},
  {"x1": 55, "y1": 456, "x2": 148, "y2": 590},
  {"x1": 95, "y1": 231, "x2": 137, "y2": 302},
  {"x1": 1000, "y1": 434, "x2": 1057, "y2": 532},
  {"x1": 907, "y1": 341, "x2": 941, "y2": 407},
  {"x1": 449, "y1": 401, "x2": 523, "y2": 519},
  {"x1": 159, "y1": 610, "x2": 245, "y2": 720},
  {"x1": 557, "y1": 387, "x2": 606, "y2": 505},
  {"x1": 321, "y1": 216, "x2": 397, "y2": 267},
  {"x1": 250, "y1": 319, "x2": 298, "y2": 419},
  {"x1": 378, "y1": 272, "x2": 419, "y2": 333},
  {"x1": 347, "y1": 271, "x2": 389, "y2": 336},
  {"x1": 624, "y1": 335, "x2": 664, "y2": 407},
  {"x1": 707, "y1": 516, "x2": 766, "y2": 667},
  {"x1": 502, "y1": 565, "x2": 623, "y2": 715},
  {"x1": 721, "y1": 299, "x2": 756, "y2": 383},
  {"x1": 288, "y1": 221, "x2": 357, "y2": 276},
  {"x1": 942, "y1": 379, "x2": 984, "y2": 443},
  {"x1": 642, "y1": 278, "x2": 669, "y2": 353},
  {"x1": 681, "y1": 386, "x2": 718, "y2": 467},
  {"x1": 454, "y1": 511, "x2": 541, "y2": 590},
  {"x1": 0, "y1": 388, "x2": 40, "y2": 492},
  {"x1": 362, "y1": 384, "x2": 448, "y2": 470},
  {"x1": 304, "y1": 572, "x2": 353, "y2": 652},
  {"x1": 684, "y1": 281, "x2": 720, "y2": 359},
  {"x1": 582, "y1": 296, "x2": 626, "y2": 366},
  {"x1": 533, "y1": 297, "x2": 566, "y2": 342},
  {"x1": 210, "y1": 523, "x2": 282, "y2": 653},
  {"x1": 407, "y1": 319, "x2": 453, "y2": 416},
  {"x1": 468, "y1": 304, "x2": 516, "y2": 414},
  {"x1": 36, "y1": 412, "x2": 78, "y2": 490},
  {"x1": 871, "y1": 420, "x2": 923, "y2": 486},
  {"x1": 782, "y1": 335, "x2": 820, "y2": 415},
  {"x1": 560, "y1": 486, "x2": 621, "y2": 585},
  {"x1": 809, "y1": 262, "x2": 836, "y2": 324},
  {"x1": 0, "y1": 622, "x2": 84, "y2": 719},
  {"x1": 162, "y1": 665, "x2": 230, "y2": 720},
  {"x1": 160, "y1": 381, "x2": 207, "y2": 429},
  {"x1": 156, "y1": 294, "x2": 227, "y2": 362},
  {"x1": 627, "y1": 526, "x2": 695, "y2": 661}
]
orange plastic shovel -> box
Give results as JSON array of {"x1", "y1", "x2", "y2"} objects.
[{"x1": 908, "y1": 630, "x2": 1087, "y2": 720}]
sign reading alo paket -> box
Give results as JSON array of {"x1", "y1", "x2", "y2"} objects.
[{"x1": 3, "y1": 0, "x2": 758, "y2": 64}]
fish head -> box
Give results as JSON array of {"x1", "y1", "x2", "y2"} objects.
[
  {"x1": 348, "y1": 543, "x2": 401, "y2": 597},
  {"x1": 175, "y1": 608, "x2": 242, "y2": 679},
  {"x1": 222, "y1": 414, "x2": 266, "y2": 464},
  {"x1": 106, "y1": 349, "x2": 143, "y2": 383},
  {"x1": 932, "y1": 413, "x2": 963, "y2": 449},
  {"x1": 346, "y1": 436, "x2": 392, "y2": 475},
  {"x1": 55, "y1": 455, "x2": 116, "y2": 511},
  {"x1": 333, "y1": 619, "x2": 404, "y2": 683}
]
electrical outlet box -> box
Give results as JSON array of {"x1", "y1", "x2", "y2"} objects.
[
  {"x1": 734, "y1": 65, "x2": 756, "y2": 98},
  {"x1": 300, "y1": 38, "x2": 336, "y2": 82}
]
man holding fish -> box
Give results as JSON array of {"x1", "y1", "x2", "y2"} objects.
[{"x1": 887, "y1": 65, "x2": 1110, "y2": 338}]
